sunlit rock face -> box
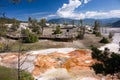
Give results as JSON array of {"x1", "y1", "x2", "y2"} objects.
[
  {"x1": 0, "y1": 53, "x2": 36, "y2": 72},
  {"x1": 32, "y1": 53, "x2": 70, "y2": 77},
  {"x1": 32, "y1": 49, "x2": 94, "y2": 78},
  {"x1": 0, "y1": 49, "x2": 98, "y2": 80},
  {"x1": 63, "y1": 50, "x2": 93, "y2": 71},
  {"x1": 0, "y1": 53, "x2": 18, "y2": 68}
]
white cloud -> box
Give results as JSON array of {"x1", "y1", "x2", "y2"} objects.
[
  {"x1": 57, "y1": 0, "x2": 92, "y2": 19},
  {"x1": 47, "y1": 10, "x2": 120, "y2": 19},
  {"x1": 84, "y1": 0, "x2": 91, "y2": 4},
  {"x1": 46, "y1": 0, "x2": 120, "y2": 19},
  {"x1": 24, "y1": 12, "x2": 48, "y2": 16},
  {"x1": 56, "y1": 9, "x2": 120, "y2": 19},
  {"x1": 85, "y1": 10, "x2": 120, "y2": 19},
  {"x1": 47, "y1": 14, "x2": 57, "y2": 18},
  {"x1": 57, "y1": 0, "x2": 82, "y2": 18}
]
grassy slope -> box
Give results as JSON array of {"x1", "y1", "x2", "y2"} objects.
[
  {"x1": 0, "y1": 66, "x2": 33, "y2": 80},
  {"x1": 0, "y1": 66, "x2": 17, "y2": 80}
]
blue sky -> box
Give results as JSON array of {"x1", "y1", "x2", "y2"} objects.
[{"x1": 0, "y1": 0, "x2": 120, "y2": 21}]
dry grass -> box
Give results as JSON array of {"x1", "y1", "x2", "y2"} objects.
[
  {"x1": 0, "y1": 33, "x2": 105, "y2": 52},
  {"x1": 81, "y1": 34, "x2": 104, "y2": 48}
]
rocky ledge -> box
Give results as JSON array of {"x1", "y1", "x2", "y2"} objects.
[
  {"x1": 32, "y1": 49, "x2": 97, "y2": 79},
  {"x1": 0, "y1": 49, "x2": 99, "y2": 80}
]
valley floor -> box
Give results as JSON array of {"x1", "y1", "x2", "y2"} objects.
[
  {"x1": 0, "y1": 33, "x2": 104, "y2": 52},
  {"x1": 0, "y1": 29, "x2": 120, "y2": 80}
]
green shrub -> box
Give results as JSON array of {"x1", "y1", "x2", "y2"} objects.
[
  {"x1": 76, "y1": 31, "x2": 84, "y2": 39},
  {"x1": 21, "y1": 71, "x2": 34, "y2": 80},
  {"x1": 91, "y1": 46, "x2": 120, "y2": 79},
  {"x1": 10, "y1": 24, "x2": 19, "y2": 31},
  {"x1": 53, "y1": 25, "x2": 62, "y2": 34},
  {"x1": 92, "y1": 31, "x2": 96, "y2": 34},
  {"x1": 0, "y1": 23, "x2": 7, "y2": 37},
  {"x1": 21, "y1": 29, "x2": 38, "y2": 43},
  {"x1": 23, "y1": 33, "x2": 38, "y2": 43},
  {"x1": 108, "y1": 32, "x2": 114, "y2": 39},
  {"x1": 91, "y1": 63, "x2": 104, "y2": 74},
  {"x1": 0, "y1": 43, "x2": 11, "y2": 52},
  {"x1": 99, "y1": 37, "x2": 109, "y2": 43},
  {"x1": 93, "y1": 31, "x2": 101, "y2": 37},
  {"x1": 88, "y1": 29, "x2": 92, "y2": 32},
  {"x1": 95, "y1": 32, "x2": 101, "y2": 37}
]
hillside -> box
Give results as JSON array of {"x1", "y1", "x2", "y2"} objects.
[
  {"x1": 48, "y1": 18, "x2": 120, "y2": 26},
  {"x1": 112, "y1": 20, "x2": 120, "y2": 27},
  {"x1": 47, "y1": 18, "x2": 95, "y2": 25}
]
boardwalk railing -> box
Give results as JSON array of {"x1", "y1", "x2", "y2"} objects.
[
  {"x1": 6, "y1": 34, "x2": 74, "y2": 41},
  {"x1": 39, "y1": 35, "x2": 74, "y2": 41}
]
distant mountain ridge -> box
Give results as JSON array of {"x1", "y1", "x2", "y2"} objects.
[
  {"x1": 47, "y1": 18, "x2": 95, "y2": 25},
  {"x1": 47, "y1": 18, "x2": 120, "y2": 26},
  {"x1": 112, "y1": 20, "x2": 120, "y2": 27},
  {"x1": 0, "y1": 17, "x2": 119, "y2": 28}
]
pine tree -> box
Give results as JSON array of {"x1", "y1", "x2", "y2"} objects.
[
  {"x1": 93, "y1": 20, "x2": 101, "y2": 36},
  {"x1": 53, "y1": 25, "x2": 62, "y2": 34},
  {"x1": 91, "y1": 47, "x2": 120, "y2": 80},
  {"x1": 40, "y1": 18, "x2": 46, "y2": 34},
  {"x1": 77, "y1": 19, "x2": 85, "y2": 39}
]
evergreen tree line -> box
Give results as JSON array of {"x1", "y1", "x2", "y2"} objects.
[{"x1": 91, "y1": 46, "x2": 120, "y2": 79}]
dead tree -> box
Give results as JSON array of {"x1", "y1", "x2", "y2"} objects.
[
  {"x1": 17, "y1": 34, "x2": 33, "y2": 80},
  {"x1": 77, "y1": 19, "x2": 85, "y2": 39}
]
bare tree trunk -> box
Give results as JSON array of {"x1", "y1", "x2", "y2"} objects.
[
  {"x1": 18, "y1": 33, "x2": 22, "y2": 80},
  {"x1": 17, "y1": 36, "x2": 32, "y2": 80},
  {"x1": 18, "y1": 43, "x2": 21, "y2": 80},
  {"x1": 42, "y1": 27, "x2": 44, "y2": 35}
]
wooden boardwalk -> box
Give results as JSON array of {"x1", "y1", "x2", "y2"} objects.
[
  {"x1": 6, "y1": 34, "x2": 21, "y2": 40},
  {"x1": 6, "y1": 34, "x2": 74, "y2": 42},
  {"x1": 39, "y1": 35, "x2": 74, "y2": 41}
]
